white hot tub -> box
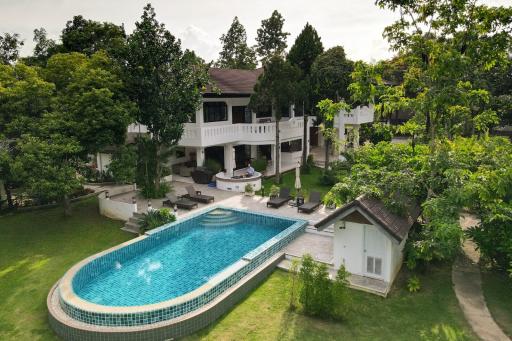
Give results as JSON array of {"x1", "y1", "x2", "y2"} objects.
[{"x1": 215, "y1": 169, "x2": 262, "y2": 192}]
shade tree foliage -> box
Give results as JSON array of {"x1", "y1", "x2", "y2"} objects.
[
  {"x1": 216, "y1": 17, "x2": 257, "y2": 70},
  {"x1": 255, "y1": 10, "x2": 289, "y2": 63}
]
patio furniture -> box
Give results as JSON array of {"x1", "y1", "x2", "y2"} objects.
[
  {"x1": 191, "y1": 167, "x2": 215, "y2": 184},
  {"x1": 184, "y1": 185, "x2": 214, "y2": 203},
  {"x1": 298, "y1": 191, "x2": 322, "y2": 214},
  {"x1": 266, "y1": 188, "x2": 292, "y2": 208},
  {"x1": 163, "y1": 193, "x2": 198, "y2": 210}
]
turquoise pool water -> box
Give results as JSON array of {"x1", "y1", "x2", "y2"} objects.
[{"x1": 73, "y1": 208, "x2": 294, "y2": 307}]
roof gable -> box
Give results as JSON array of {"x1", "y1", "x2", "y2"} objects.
[{"x1": 316, "y1": 195, "x2": 420, "y2": 242}]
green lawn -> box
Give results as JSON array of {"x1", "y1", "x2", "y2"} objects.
[
  {"x1": 0, "y1": 198, "x2": 131, "y2": 341},
  {"x1": 187, "y1": 266, "x2": 475, "y2": 341},
  {"x1": 481, "y1": 269, "x2": 512, "y2": 337},
  {"x1": 262, "y1": 166, "x2": 332, "y2": 199},
  {"x1": 0, "y1": 199, "x2": 475, "y2": 340}
]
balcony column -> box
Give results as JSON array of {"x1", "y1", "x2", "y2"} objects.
[
  {"x1": 224, "y1": 143, "x2": 235, "y2": 177},
  {"x1": 196, "y1": 147, "x2": 205, "y2": 167},
  {"x1": 250, "y1": 145, "x2": 257, "y2": 160},
  {"x1": 353, "y1": 124, "x2": 360, "y2": 149}
]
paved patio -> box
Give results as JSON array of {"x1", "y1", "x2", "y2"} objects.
[{"x1": 111, "y1": 180, "x2": 335, "y2": 224}]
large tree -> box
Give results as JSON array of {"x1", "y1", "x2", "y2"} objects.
[
  {"x1": 311, "y1": 46, "x2": 353, "y2": 102},
  {"x1": 287, "y1": 23, "x2": 323, "y2": 76},
  {"x1": 0, "y1": 33, "x2": 23, "y2": 64},
  {"x1": 311, "y1": 46, "x2": 353, "y2": 164},
  {"x1": 123, "y1": 4, "x2": 208, "y2": 194},
  {"x1": 61, "y1": 15, "x2": 126, "y2": 56},
  {"x1": 44, "y1": 51, "x2": 134, "y2": 155},
  {"x1": 250, "y1": 55, "x2": 300, "y2": 183},
  {"x1": 255, "y1": 10, "x2": 289, "y2": 63},
  {"x1": 287, "y1": 22, "x2": 324, "y2": 165},
  {"x1": 216, "y1": 17, "x2": 257, "y2": 69},
  {"x1": 23, "y1": 28, "x2": 57, "y2": 66},
  {"x1": 372, "y1": 0, "x2": 512, "y2": 139}
]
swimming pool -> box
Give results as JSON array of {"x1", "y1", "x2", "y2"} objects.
[{"x1": 55, "y1": 207, "x2": 307, "y2": 330}]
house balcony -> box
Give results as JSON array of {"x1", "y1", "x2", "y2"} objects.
[
  {"x1": 179, "y1": 117, "x2": 307, "y2": 147},
  {"x1": 333, "y1": 105, "x2": 374, "y2": 128}
]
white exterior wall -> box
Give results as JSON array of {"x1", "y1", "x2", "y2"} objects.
[
  {"x1": 333, "y1": 218, "x2": 404, "y2": 283},
  {"x1": 333, "y1": 221, "x2": 365, "y2": 276},
  {"x1": 96, "y1": 153, "x2": 112, "y2": 173},
  {"x1": 98, "y1": 191, "x2": 137, "y2": 221}
]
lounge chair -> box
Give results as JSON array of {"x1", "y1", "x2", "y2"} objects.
[
  {"x1": 266, "y1": 188, "x2": 292, "y2": 208},
  {"x1": 298, "y1": 191, "x2": 322, "y2": 213},
  {"x1": 163, "y1": 193, "x2": 198, "y2": 210},
  {"x1": 184, "y1": 185, "x2": 214, "y2": 203}
]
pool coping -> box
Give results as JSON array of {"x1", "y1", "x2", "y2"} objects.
[{"x1": 58, "y1": 205, "x2": 307, "y2": 316}]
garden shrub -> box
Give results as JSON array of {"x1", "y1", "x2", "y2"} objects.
[
  {"x1": 291, "y1": 254, "x2": 350, "y2": 320},
  {"x1": 269, "y1": 184, "x2": 280, "y2": 198},
  {"x1": 360, "y1": 122, "x2": 394, "y2": 144},
  {"x1": 140, "y1": 208, "x2": 176, "y2": 233},
  {"x1": 407, "y1": 275, "x2": 421, "y2": 293},
  {"x1": 107, "y1": 145, "x2": 137, "y2": 184},
  {"x1": 204, "y1": 158, "x2": 222, "y2": 173},
  {"x1": 252, "y1": 158, "x2": 268, "y2": 172},
  {"x1": 140, "y1": 182, "x2": 171, "y2": 199}
]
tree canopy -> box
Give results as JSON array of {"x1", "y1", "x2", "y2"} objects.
[
  {"x1": 216, "y1": 17, "x2": 257, "y2": 70},
  {"x1": 287, "y1": 23, "x2": 323, "y2": 76},
  {"x1": 255, "y1": 10, "x2": 289, "y2": 63},
  {"x1": 311, "y1": 46, "x2": 353, "y2": 103},
  {"x1": 0, "y1": 33, "x2": 23, "y2": 64}
]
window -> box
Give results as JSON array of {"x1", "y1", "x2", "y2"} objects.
[
  {"x1": 366, "y1": 256, "x2": 383, "y2": 276},
  {"x1": 203, "y1": 102, "x2": 228, "y2": 123},
  {"x1": 282, "y1": 139, "x2": 303, "y2": 153}
]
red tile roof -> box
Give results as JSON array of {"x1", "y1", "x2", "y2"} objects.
[{"x1": 205, "y1": 68, "x2": 263, "y2": 95}]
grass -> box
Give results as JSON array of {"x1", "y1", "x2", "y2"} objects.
[
  {"x1": 261, "y1": 166, "x2": 332, "y2": 199},
  {"x1": 188, "y1": 266, "x2": 476, "y2": 341},
  {"x1": 0, "y1": 198, "x2": 475, "y2": 340},
  {"x1": 0, "y1": 198, "x2": 131, "y2": 341},
  {"x1": 481, "y1": 269, "x2": 512, "y2": 337}
]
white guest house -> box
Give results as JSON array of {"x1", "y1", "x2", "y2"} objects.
[{"x1": 315, "y1": 195, "x2": 420, "y2": 295}]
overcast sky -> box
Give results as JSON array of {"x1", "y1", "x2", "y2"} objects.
[{"x1": 0, "y1": 0, "x2": 509, "y2": 63}]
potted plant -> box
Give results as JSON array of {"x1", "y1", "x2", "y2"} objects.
[
  {"x1": 269, "y1": 185, "x2": 280, "y2": 199},
  {"x1": 244, "y1": 183, "x2": 254, "y2": 197}
]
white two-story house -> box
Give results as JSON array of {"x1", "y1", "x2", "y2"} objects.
[{"x1": 95, "y1": 68, "x2": 374, "y2": 185}]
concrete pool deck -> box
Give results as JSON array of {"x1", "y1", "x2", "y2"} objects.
[{"x1": 111, "y1": 180, "x2": 336, "y2": 225}]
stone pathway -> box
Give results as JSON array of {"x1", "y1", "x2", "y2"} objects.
[{"x1": 452, "y1": 214, "x2": 510, "y2": 341}]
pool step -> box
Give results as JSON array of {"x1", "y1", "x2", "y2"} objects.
[
  {"x1": 198, "y1": 210, "x2": 243, "y2": 226},
  {"x1": 121, "y1": 214, "x2": 143, "y2": 234}
]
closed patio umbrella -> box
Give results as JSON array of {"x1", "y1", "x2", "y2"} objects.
[{"x1": 295, "y1": 161, "x2": 301, "y2": 192}]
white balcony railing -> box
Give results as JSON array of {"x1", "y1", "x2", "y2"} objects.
[
  {"x1": 334, "y1": 105, "x2": 374, "y2": 128},
  {"x1": 179, "y1": 117, "x2": 305, "y2": 147}
]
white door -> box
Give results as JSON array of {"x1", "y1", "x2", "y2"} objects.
[{"x1": 363, "y1": 225, "x2": 386, "y2": 279}]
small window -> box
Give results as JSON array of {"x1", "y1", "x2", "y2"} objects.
[
  {"x1": 374, "y1": 258, "x2": 382, "y2": 275},
  {"x1": 203, "y1": 102, "x2": 228, "y2": 123},
  {"x1": 366, "y1": 256, "x2": 383, "y2": 276},
  {"x1": 366, "y1": 257, "x2": 374, "y2": 274}
]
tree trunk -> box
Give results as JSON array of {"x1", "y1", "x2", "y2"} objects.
[
  {"x1": 155, "y1": 141, "x2": 162, "y2": 192},
  {"x1": 63, "y1": 194, "x2": 72, "y2": 216},
  {"x1": 4, "y1": 182, "x2": 14, "y2": 209},
  {"x1": 302, "y1": 114, "x2": 308, "y2": 166},
  {"x1": 425, "y1": 111, "x2": 431, "y2": 139},
  {"x1": 275, "y1": 118, "x2": 281, "y2": 184},
  {"x1": 324, "y1": 139, "x2": 330, "y2": 170}
]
